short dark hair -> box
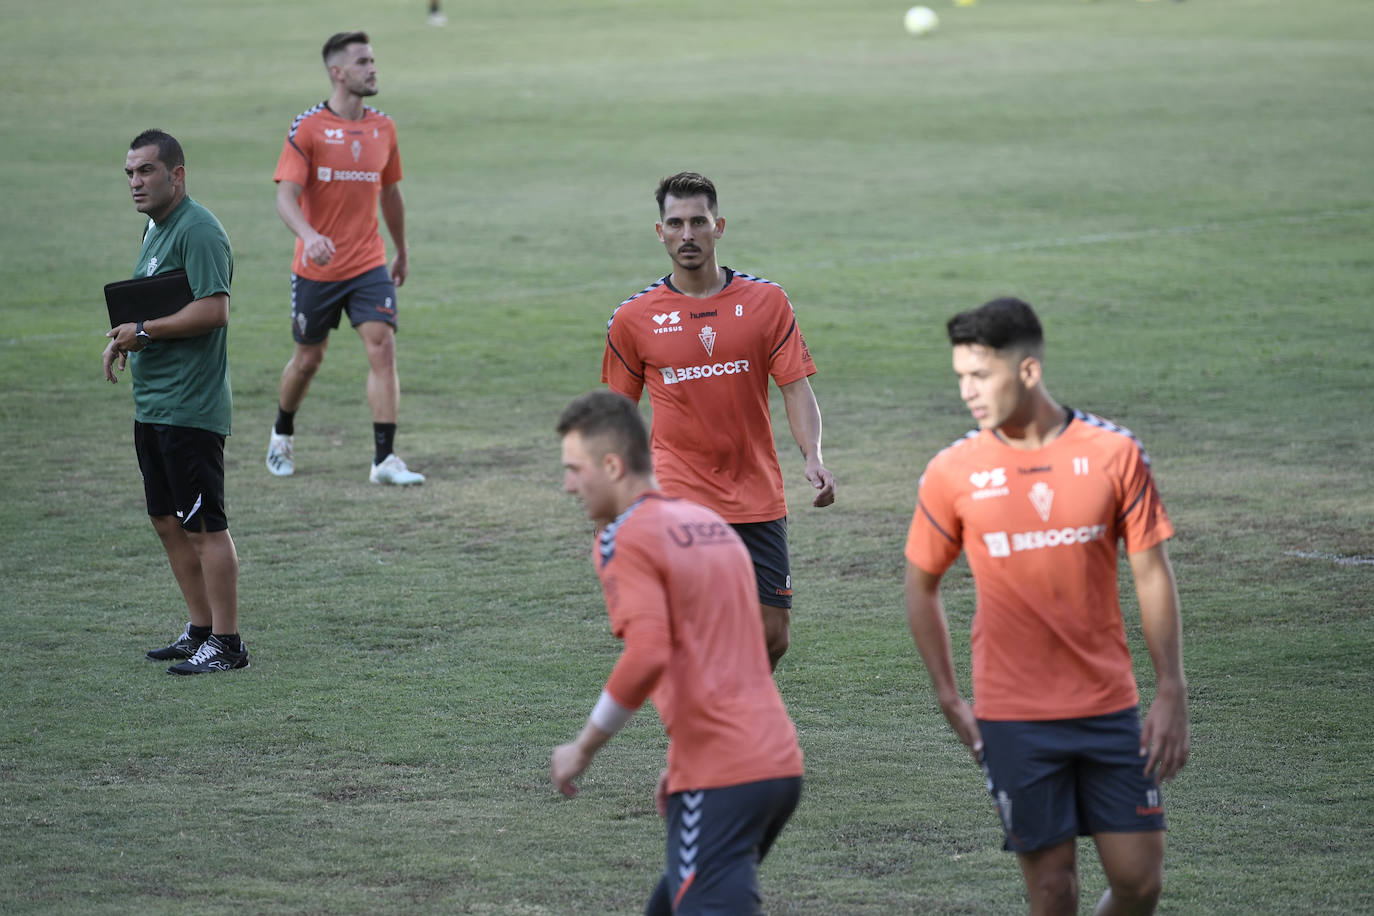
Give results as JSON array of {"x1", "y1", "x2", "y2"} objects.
[
  {"x1": 323, "y1": 31, "x2": 370, "y2": 64},
  {"x1": 946, "y1": 297, "x2": 1044, "y2": 355},
  {"x1": 557, "y1": 390, "x2": 652, "y2": 474},
  {"x1": 129, "y1": 130, "x2": 184, "y2": 171},
  {"x1": 655, "y1": 171, "x2": 718, "y2": 217}
]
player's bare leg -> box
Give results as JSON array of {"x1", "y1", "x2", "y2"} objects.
[
  {"x1": 1092, "y1": 831, "x2": 1165, "y2": 915},
  {"x1": 185, "y1": 528, "x2": 240, "y2": 636},
  {"x1": 358, "y1": 320, "x2": 399, "y2": 423},
  {"x1": 1016, "y1": 839, "x2": 1079, "y2": 916},
  {"x1": 278, "y1": 339, "x2": 329, "y2": 414},
  {"x1": 761, "y1": 604, "x2": 790, "y2": 670},
  {"x1": 150, "y1": 515, "x2": 213, "y2": 630}
]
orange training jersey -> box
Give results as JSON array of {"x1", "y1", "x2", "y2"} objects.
[
  {"x1": 905, "y1": 409, "x2": 1174, "y2": 721},
  {"x1": 601, "y1": 269, "x2": 816, "y2": 523},
  {"x1": 273, "y1": 103, "x2": 402, "y2": 282},
  {"x1": 594, "y1": 492, "x2": 803, "y2": 794}
]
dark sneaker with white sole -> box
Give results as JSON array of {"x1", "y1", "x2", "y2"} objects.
[
  {"x1": 167, "y1": 635, "x2": 249, "y2": 675},
  {"x1": 147, "y1": 625, "x2": 206, "y2": 661}
]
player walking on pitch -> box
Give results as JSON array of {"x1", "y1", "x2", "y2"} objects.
[
  {"x1": 602, "y1": 172, "x2": 835, "y2": 669},
  {"x1": 103, "y1": 129, "x2": 249, "y2": 674},
  {"x1": 551, "y1": 390, "x2": 803, "y2": 914},
  {"x1": 267, "y1": 31, "x2": 423, "y2": 485},
  {"x1": 905, "y1": 298, "x2": 1189, "y2": 915}
]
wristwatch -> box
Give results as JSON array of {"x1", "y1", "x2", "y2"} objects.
[{"x1": 135, "y1": 321, "x2": 151, "y2": 344}]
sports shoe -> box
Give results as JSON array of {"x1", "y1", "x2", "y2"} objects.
[
  {"x1": 427, "y1": 11, "x2": 448, "y2": 25},
  {"x1": 266, "y1": 428, "x2": 294, "y2": 476},
  {"x1": 146, "y1": 624, "x2": 205, "y2": 661},
  {"x1": 369, "y1": 453, "x2": 425, "y2": 486},
  {"x1": 167, "y1": 635, "x2": 249, "y2": 675}
]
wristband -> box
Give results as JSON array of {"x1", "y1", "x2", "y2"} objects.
[{"x1": 589, "y1": 689, "x2": 635, "y2": 735}]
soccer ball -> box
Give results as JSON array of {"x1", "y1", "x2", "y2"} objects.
[{"x1": 904, "y1": 6, "x2": 939, "y2": 36}]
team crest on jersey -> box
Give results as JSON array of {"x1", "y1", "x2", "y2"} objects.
[
  {"x1": 145, "y1": 257, "x2": 159, "y2": 277},
  {"x1": 698, "y1": 325, "x2": 716, "y2": 357},
  {"x1": 351, "y1": 140, "x2": 362, "y2": 162},
  {"x1": 1029, "y1": 481, "x2": 1054, "y2": 522}
]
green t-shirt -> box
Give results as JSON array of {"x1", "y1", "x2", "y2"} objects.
[{"x1": 128, "y1": 196, "x2": 233, "y2": 435}]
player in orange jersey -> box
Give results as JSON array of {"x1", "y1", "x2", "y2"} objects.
[
  {"x1": 904, "y1": 298, "x2": 1189, "y2": 916},
  {"x1": 602, "y1": 172, "x2": 835, "y2": 669},
  {"x1": 267, "y1": 31, "x2": 423, "y2": 486},
  {"x1": 552, "y1": 390, "x2": 803, "y2": 914}
]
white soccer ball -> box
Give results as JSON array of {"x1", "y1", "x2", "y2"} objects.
[{"x1": 904, "y1": 6, "x2": 939, "y2": 36}]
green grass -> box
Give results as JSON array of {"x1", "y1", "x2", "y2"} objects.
[{"x1": 2, "y1": 0, "x2": 1372, "y2": 912}]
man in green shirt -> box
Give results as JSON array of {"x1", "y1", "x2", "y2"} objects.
[{"x1": 103, "y1": 129, "x2": 248, "y2": 675}]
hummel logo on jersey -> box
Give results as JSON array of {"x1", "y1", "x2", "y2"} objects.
[
  {"x1": 698, "y1": 325, "x2": 716, "y2": 357},
  {"x1": 1029, "y1": 481, "x2": 1054, "y2": 522},
  {"x1": 970, "y1": 467, "x2": 1009, "y2": 501}
]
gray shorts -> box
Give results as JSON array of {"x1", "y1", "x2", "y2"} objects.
[{"x1": 290, "y1": 265, "x2": 397, "y2": 344}]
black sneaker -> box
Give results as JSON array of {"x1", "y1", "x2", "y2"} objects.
[
  {"x1": 166, "y1": 635, "x2": 249, "y2": 675},
  {"x1": 147, "y1": 625, "x2": 205, "y2": 661}
]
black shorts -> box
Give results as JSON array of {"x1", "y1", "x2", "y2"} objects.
[
  {"x1": 731, "y1": 518, "x2": 791, "y2": 609},
  {"x1": 134, "y1": 422, "x2": 228, "y2": 532},
  {"x1": 290, "y1": 265, "x2": 398, "y2": 344},
  {"x1": 978, "y1": 706, "x2": 1166, "y2": 853},
  {"x1": 646, "y1": 776, "x2": 802, "y2": 916}
]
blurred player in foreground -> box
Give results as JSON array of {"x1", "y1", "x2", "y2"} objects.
[
  {"x1": 267, "y1": 31, "x2": 423, "y2": 485},
  {"x1": 104, "y1": 129, "x2": 248, "y2": 675},
  {"x1": 602, "y1": 171, "x2": 835, "y2": 669},
  {"x1": 551, "y1": 390, "x2": 803, "y2": 914},
  {"x1": 904, "y1": 297, "x2": 1188, "y2": 915}
]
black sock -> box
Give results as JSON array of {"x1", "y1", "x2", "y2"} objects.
[
  {"x1": 275, "y1": 406, "x2": 295, "y2": 436},
  {"x1": 213, "y1": 633, "x2": 242, "y2": 652},
  {"x1": 374, "y1": 423, "x2": 397, "y2": 464},
  {"x1": 189, "y1": 624, "x2": 212, "y2": 640}
]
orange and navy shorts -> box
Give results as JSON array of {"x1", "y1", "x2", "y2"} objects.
[
  {"x1": 289, "y1": 265, "x2": 397, "y2": 344},
  {"x1": 731, "y1": 517, "x2": 791, "y2": 609},
  {"x1": 978, "y1": 706, "x2": 1166, "y2": 853}
]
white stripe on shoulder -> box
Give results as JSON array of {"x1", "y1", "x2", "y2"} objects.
[
  {"x1": 286, "y1": 102, "x2": 327, "y2": 139},
  {"x1": 731, "y1": 269, "x2": 782, "y2": 290},
  {"x1": 1072, "y1": 409, "x2": 1152, "y2": 467},
  {"x1": 607, "y1": 277, "x2": 668, "y2": 330}
]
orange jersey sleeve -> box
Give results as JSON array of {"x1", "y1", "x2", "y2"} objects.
[
  {"x1": 906, "y1": 411, "x2": 1174, "y2": 721},
  {"x1": 600, "y1": 269, "x2": 817, "y2": 523},
  {"x1": 273, "y1": 104, "x2": 401, "y2": 282},
  {"x1": 594, "y1": 494, "x2": 803, "y2": 793}
]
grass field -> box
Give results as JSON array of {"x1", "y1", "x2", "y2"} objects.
[{"x1": 2, "y1": 0, "x2": 1372, "y2": 912}]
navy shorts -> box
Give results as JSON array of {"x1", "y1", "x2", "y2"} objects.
[
  {"x1": 290, "y1": 265, "x2": 397, "y2": 344},
  {"x1": 978, "y1": 706, "x2": 1166, "y2": 853},
  {"x1": 646, "y1": 776, "x2": 802, "y2": 916},
  {"x1": 731, "y1": 518, "x2": 791, "y2": 609},
  {"x1": 134, "y1": 422, "x2": 228, "y2": 532}
]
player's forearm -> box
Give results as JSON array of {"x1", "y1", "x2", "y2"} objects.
[
  {"x1": 1131, "y1": 546, "x2": 1187, "y2": 691},
  {"x1": 904, "y1": 567, "x2": 963, "y2": 706},
  {"x1": 144, "y1": 294, "x2": 229, "y2": 339},
  {"x1": 380, "y1": 184, "x2": 407, "y2": 255},
  {"x1": 275, "y1": 183, "x2": 317, "y2": 241},
  {"x1": 781, "y1": 378, "x2": 823, "y2": 462}
]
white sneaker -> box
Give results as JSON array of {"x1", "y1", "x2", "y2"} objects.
[
  {"x1": 428, "y1": 11, "x2": 448, "y2": 25},
  {"x1": 266, "y1": 429, "x2": 294, "y2": 476},
  {"x1": 370, "y1": 453, "x2": 425, "y2": 486}
]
